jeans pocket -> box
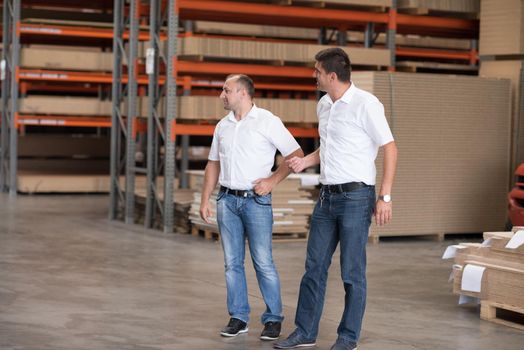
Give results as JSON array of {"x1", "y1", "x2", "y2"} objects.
[
  {"x1": 216, "y1": 191, "x2": 226, "y2": 202},
  {"x1": 342, "y1": 187, "x2": 372, "y2": 201},
  {"x1": 254, "y1": 194, "x2": 272, "y2": 206}
]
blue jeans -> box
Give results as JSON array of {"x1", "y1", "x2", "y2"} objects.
[
  {"x1": 294, "y1": 185, "x2": 375, "y2": 343},
  {"x1": 216, "y1": 190, "x2": 283, "y2": 325}
]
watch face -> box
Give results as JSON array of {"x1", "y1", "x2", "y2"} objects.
[{"x1": 382, "y1": 195, "x2": 391, "y2": 203}]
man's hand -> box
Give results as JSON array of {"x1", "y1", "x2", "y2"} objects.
[
  {"x1": 199, "y1": 200, "x2": 212, "y2": 224},
  {"x1": 374, "y1": 200, "x2": 392, "y2": 226},
  {"x1": 286, "y1": 156, "x2": 307, "y2": 173},
  {"x1": 253, "y1": 177, "x2": 276, "y2": 196}
]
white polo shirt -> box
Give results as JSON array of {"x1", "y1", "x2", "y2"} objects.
[
  {"x1": 318, "y1": 82, "x2": 394, "y2": 186},
  {"x1": 209, "y1": 104, "x2": 300, "y2": 190}
]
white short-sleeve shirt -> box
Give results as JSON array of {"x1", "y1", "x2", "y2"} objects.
[
  {"x1": 208, "y1": 104, "x2": 300, "y2": 190},
  {"x1": 318, "y1": 82, "x2": 394, "y2": 186}
]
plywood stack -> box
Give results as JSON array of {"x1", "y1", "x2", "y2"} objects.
[
  {"x1": 349, "y1": 72, "x2": 511, "y2": 240},
  {"x1": 443, "y1": 227, "x2": 524, "y2": 331},
  {"x1": 479, "y1": 0, "x2": 524, "y2": 170},
  {"x1": 186, "y1": 170, "x2": 317, "y2": 241}
]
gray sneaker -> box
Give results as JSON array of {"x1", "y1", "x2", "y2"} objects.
[
  {"x1": 273, "y1": 329, "x2": 316, "y2": 349},
  {"x1": 329, "y1": 338, "x2": 357, "y2": 350}
]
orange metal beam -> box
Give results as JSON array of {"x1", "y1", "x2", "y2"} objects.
[
  {"x1": 178, "y1": 61, "x2": 314, "y2": 78},
  {"x1": 18, "y1": 69, "x2": 316, "y2": 91},
  {"x1": 20, "y1": 23, "x2": 166, "y2": 41},
  {"x1": 18, "y1": 115, "x2": 112, "y2": 128},
  {"x1": 396, "y1": 47, "x2": 477, "y2": 61},
  {"x1": 179, "y1": 0, "x2": 477, "y2": 35},
  {"x1": 171, "y1": 123, "x2": 318, "y2": 138}
]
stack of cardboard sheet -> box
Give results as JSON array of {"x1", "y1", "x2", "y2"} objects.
[
  {"x1": 177, "y1": 96, "x2": 317, "y2": 123},
  {"x1": 349, "y1": 72, "x2": 512, "y2": 239},
  {"x1": 479, "y1": 0, "x2": 524, "y2": 57},
  {"x1": 193, "y1": 21, "x2": 472, "y2": 51},
  {"x1": 20, "y1": 45, "x2": 113, "y2": 71},
  {"x1": 179, "y1": 37, "x2": 391, "y2": 67},
  {"x1": 187, "y1": 170, "x2": 317, "y2": 240},
  {"x1": 398, "y1": 0, "x2": 479, "y2": 17},
  {"x1": 479, "y1": 60, "x2": 524, "y2": 171},
  {"x1": 17, "y1": 134, "x2": 110, "y2": 193},
  {"x1": 291, "y1": 0, "x2": 391, "y2": 8},
  {"x1": 443, "y1": 227, "x2": 524, "y2": 330},
  {"x1": 479, "y1": 0, "x2": 524, "y2": 169}
]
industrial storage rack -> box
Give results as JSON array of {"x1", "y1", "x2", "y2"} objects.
[{"x1": 0, "y1": 0, "x2": 479, "y2": 233}]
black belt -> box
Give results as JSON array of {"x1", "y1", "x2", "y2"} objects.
[
  {"x1": 220, "y1": 186, "x2": 253, "y2": 197},
  {"x1": 321, "y1": 182, "x2": 369, "y2": 194}
]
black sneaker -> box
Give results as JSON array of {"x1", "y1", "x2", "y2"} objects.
[
  {"x1": 220, "y1": 318, "x2": 248, "y2": 337},
  {"x1": 260, "y1": 321, "x2": 281, "y2": 341}
]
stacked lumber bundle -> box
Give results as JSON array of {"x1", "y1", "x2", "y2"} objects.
[
  {"x1": 443, "y1": 227, "x2": 524, "y2": 331},
  {"x1": 187, "y1": 170, "x2": 318, "y2": 241},
  {"x1": 350, "y1": 72, "x2": 511, "y2": 240}
]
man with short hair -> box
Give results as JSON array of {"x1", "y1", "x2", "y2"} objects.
[
  {"x1": 274, "y1": 48, "x2": 398, "y2": 350},
  {"x1": 200, "y1": 74, "x2": 303, "y2": 341}
]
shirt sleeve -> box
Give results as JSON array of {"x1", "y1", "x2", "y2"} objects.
[
  {"x1": 208, "y1": 123, "x2": 220, "y2": 161},
  {"x1": 267, "y1": 116, "x2": 301, "y2": 157},
  {"x1": 363, "y1": 100, "x2": 394, "y2": 146}
]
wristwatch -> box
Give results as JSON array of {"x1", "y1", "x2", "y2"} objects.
[{"x1": 379, "y1": 194, "x2": 392, "y2": 203}]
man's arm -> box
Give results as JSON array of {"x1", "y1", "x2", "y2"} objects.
[
  {"x1": 253, "y1": 148, "x2": 304, "y2": 196},
  {"x1": 199, "y1": 160, "x2": 220, "y2": 224},
  {"x1": 285, "y1": 148, "x2": 320, "y2": 173},
  {"x1": 375, "y1": 141, "x2": 398, "y2": 226}
]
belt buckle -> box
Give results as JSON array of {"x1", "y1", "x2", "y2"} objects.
[{"x1": 243, "y1": 192, "x2": 247, "y2": 198}]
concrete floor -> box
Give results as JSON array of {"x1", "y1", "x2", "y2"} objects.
[{"x1": 1, "y1": 194, "x2": 523, "y2": 350}]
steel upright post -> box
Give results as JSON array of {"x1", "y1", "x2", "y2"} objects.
[
  {"x1": 125, "y1": 0, "x2": 140, "y2": 224},
  {"x1": 109, "y1": 0, "x2": 126, "y2": 220},
  {"x1": 0, "y1": 0, "x2": 13, "y2": 192},
  {"x1": 8, "y1": 0, "x2": 20, "y2": 197},
  {"x1": 145, "y1": 0, "x2": 163, "y2": 228},
  {"x1": 163, "y1": 0, "x2": 178, "y2": 233},
  {"x1": 387, "y1": 0, "x2": 397, "y2": 71}
]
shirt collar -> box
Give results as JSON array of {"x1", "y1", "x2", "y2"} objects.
[
  {"x1": 227, "y1": 104, "x2": 258, "y2": 123},
  {"x1": 321, "y1": 82, "x2": 356, "y2": 105}
]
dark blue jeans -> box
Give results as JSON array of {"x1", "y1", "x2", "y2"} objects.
[
  {"x1": 216, "y1": 191, "x2": 283, "y2": 325},
  {"x1": 294, "y1": 185, "x2": 375, "y2": 343}
]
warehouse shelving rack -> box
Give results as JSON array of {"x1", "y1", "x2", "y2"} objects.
[{"x1": 1, "y1": 0, "x2": 479, "y2": 232}]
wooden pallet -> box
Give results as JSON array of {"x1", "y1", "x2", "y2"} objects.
[
  {"x1": 368, "y1": 232, "x2": 483, "y2": 244},
  {"x1": 481, "y1": 301, "x2": 524, "y2": 331},
  {"x1": 190, "y1": 224, "x2": 308, "y2": 243}
]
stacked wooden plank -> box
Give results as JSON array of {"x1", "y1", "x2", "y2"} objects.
[
  {"x1": 443, "y1": 227, "x2": 524, "y2": 331},
  {"x1": 187, "y1": 170, "x2": 317, "y2": 241},
  {"x1": 349, "y1": 72, "x2": 511, "y2": 240},
  {"x1": 479, "y1": 0, "x2": 524, "y2": 169}
]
